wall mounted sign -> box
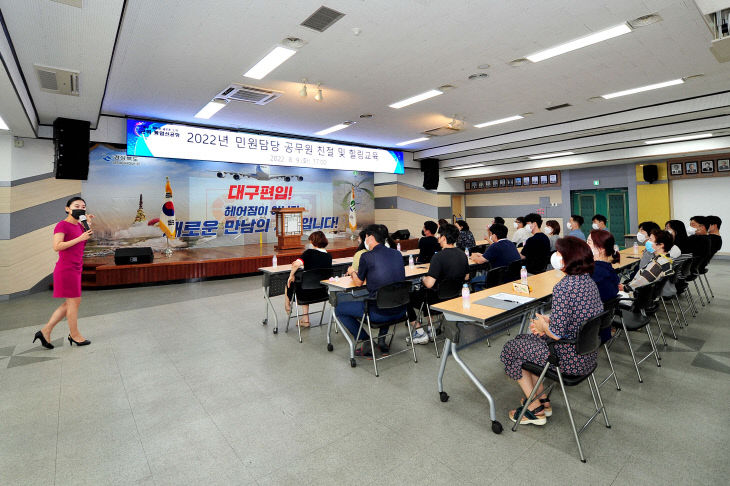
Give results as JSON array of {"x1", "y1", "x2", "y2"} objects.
[{"x1": 465, "y1": 170, "x2": 561, "y2": 193}]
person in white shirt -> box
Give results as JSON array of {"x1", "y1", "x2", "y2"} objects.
[{"x1": 511, "y1": 216, "x2": 531, "y2": 247}]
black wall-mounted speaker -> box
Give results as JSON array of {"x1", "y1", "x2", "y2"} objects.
[
  {"x1": 53, "y1": 117, "x2": 91, "y2": 180},
  {"x1": 643, "y1": 164, "x2": 658, "y2": 183},
  {"x1": 421, "y1": 158, "x2": 439, "y2": 190}
]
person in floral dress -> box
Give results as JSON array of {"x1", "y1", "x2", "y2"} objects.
[{"x1": 500, "y1": 236, "x2": 604, "y2": 425}]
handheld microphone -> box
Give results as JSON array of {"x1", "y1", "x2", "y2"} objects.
[{"x1": 78, "y1": 215, "x2": 90, "y2": 231}]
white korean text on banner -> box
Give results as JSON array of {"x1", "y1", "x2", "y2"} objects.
[{"x1": 81, "y1": 144, "x2": 375, "y2": 252}]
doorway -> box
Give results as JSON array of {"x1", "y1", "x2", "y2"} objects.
[
  {"x1": 571, "y1": 188, "x2": 629, "y2": 245},
  {"x1": 451, "y1": 194, "x2": 464, "y2": 223}
]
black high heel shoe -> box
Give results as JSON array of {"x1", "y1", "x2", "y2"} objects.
[
  {"x1": 33, "y1": 331, "x2": 54, "y2": 349},
  {"x1": 68, "y1": 334, "x2": 91, "y2": 346}
]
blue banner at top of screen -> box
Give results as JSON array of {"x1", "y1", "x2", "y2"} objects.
[{"x1": 126, "y1": 118, "x2": 404, "y2": 174}]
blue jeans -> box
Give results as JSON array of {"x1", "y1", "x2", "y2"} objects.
[
  {"x1": 335, "y1": 298, "x2": 405, "y2": 341},
  {"x1": 470, "y1": 275, "x2": 486, "y2": 292}
]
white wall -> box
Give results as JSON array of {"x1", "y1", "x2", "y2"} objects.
[
  {"x1": 10, "y1": 137, "x2": 54, "y2": 180},
  {"x1": 671, "y1": 178, "x2": 729, "y2": 254},
  {"x1": 0, "y1": 132, "x2": 11, "y2": 181}
]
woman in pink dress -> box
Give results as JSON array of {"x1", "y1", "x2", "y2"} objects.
[{"x1": 33, "y1": 197, "x2": 93, "y2": 348}]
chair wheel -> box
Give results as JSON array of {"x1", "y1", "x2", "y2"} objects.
[
  {"x1": 350, "y1": 358, "x2": 356, "y2": 368},
  {"x1": 273, "y1": 328, "x2": 278, "y2": 334},
  {"x1": 262, "y1": 318, "x2": 268, "y2": 325},
  {"x1": 491, "y1": 421, "x2": 503, "y2": 434},
  {"x1": 327, "y1": 343, "x2": 333, "y2": 352},
  {"x1": 439, "y1": 391, "x2": 449, "y2": 402}
]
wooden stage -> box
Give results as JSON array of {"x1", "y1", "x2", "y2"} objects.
[{"x1": 81, "y1": 238, "x2": 419, "y2": 289}]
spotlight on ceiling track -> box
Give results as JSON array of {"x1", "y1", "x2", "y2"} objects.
[
  {"x1": 314, "y1": 83, "x2": 323, "y2": 102},
  {"x1": 299, "y1": 78, "x2": 308, "y2": 97}
]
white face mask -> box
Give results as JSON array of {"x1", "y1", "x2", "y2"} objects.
[
  {"x1": 364, "y1": 238, "x2": 370, "y2": 251},
  {"x1": 687, "y1": 226, "x2": 696, "y2": 235},
  {"x1": 544, "y1": 226, "x2": 553, "y2": 235},
  {"x1": 513, "y1": 222, "x2": 519, "y2": 229},
  {"x1": 592, "y1": 223, "x2": 600, "y2": 230},
  {"x1": 636, "y1": 231, "x2": 647, "y2": 243},
  {"x1": 566, "y1": 221, "x2": 573, "y2": 230},
  {"x1": 550, "y1": 252, "x2": 564, "y2": 271},
  {"x1": 525, "y1": 223, "x2": 533, "y2": 232},
  {"x1": 666, "y1": 228, "x2": 674, "y2": 235}
]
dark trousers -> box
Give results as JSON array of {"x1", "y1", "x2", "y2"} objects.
[{"x1": 335, "y1": 299, "x2": 405, "y2": 341}]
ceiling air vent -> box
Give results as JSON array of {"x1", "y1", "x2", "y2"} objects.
[
  {"x1": 545, "y1": 103, "x2": 571, "y2": 111},
  {"x1": 34, "y1": 64, "x2": 79, "y2": 96},
  {"x1": 216, "y1": 84, "x2": 283, "y2": 105},
  {"x1": 422, "y1": 126, "x2": 461, "y2": 137},
  {"x1": 300, "y1": 6, "x2": 345, "y2": 32}
]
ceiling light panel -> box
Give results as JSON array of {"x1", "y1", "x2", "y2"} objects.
[
  {"x1": 389, "y1": 89, "x2": 443, "y2": 109},
  {"x1": 644, "y1": 133, "x2": 713, "y2": 145},
  {"x1": 194, "y1": 99, "x2": 227, "y2": 119},
  {"x1": 396, "y1": 137, "x2": 430, "y2": 146},
  {"x1": 0, "y1": 115, "x2": 8, "y2": 130},
  {"x1": 315, "y1": 123, "x2": 353, "y2": 136},
  {"x1": 474, "y1": 115, "x2": 524, "y2": 128},
  {"x1": 601, "y1": 78, "x2": 684, "y2": 99},
  {"x1": 243, "y1": 46, "x2": 297, "y2": 80},
  {"x1": 528, "y1": 151, "x2": 574, "y2": 160},
  {"x1": 526, "y1": 23, "x2": 631, "y2": 62}
]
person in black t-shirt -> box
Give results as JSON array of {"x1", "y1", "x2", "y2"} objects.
[
  {"x1": 284, "y1": 231, "x2": 333, "y2": 326},
  {"x1": 688, "y1": 216, "x2": 712, "y2": 266},
  {"x1": 521, "y1": 213, "x2": 551, "y2": 274},
  {"x1": 707, "y1": 215, "x2": 723, "y2": 258},
  {"x1": 417, "y1": 220, "x2": 440, "y2": 263},
  {"x1": 408, "y1": 224, "x2": 469, "y2": 344}
]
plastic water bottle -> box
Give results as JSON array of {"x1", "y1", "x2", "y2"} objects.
[
  {"x1": 397, "y1": 242, "x2": 401, "y2": 252},
  {"x1": 272, "y1": 255, "x2": 277, "y2": 267},
  {"x1": 633, "y1": 241, "x2": 639, "y2": 255},
  {"x1": 520, "y1": 266, "x2": 528, "y2": 285},
  {"x1": 462, "y1": 284, "x2": 471, "y2": 308},
  {"x1": 408, "y1": 254, "x2": 415, "y2": 268},
  {"x1": 465, "y1": 247, "x2": 470, "y2": 258}
]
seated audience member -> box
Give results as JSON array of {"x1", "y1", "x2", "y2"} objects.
[
  {"x1": 455, "y1": 219, "x2": 476, "y2": 250},
  {"x1": 687, "y1": 216, "x2": 712, "y2": 266},
  {"x1": 566, "y1": 214, "x2": 586, "y2": 241},
  {"x1": 587, "y1": 230, "x2": 620, "y2": 343},
  {"x1": 592, "y1": 214, "x2": 608, "y2": 232},
  {"x1": 351, "y1": 230, "x2": 368, "y2": 272},
  {"x1": 665, "y1": 220, "x2": 691, "y2": 254},
  {"x1": 511, "y1": 216, "x2": 531, "y2": 247},
  {"x1": 417, "y1": 220, "x2": 440, "y2": 263},
  {"x1": 500, "y1": 236, "x2": 603, "y2": 425},
  {"x1": 284, "y1": 231, "x2": 333, "y2": 326},
  {"x1": 707, "y1": 215, "x2": 723, "y2": 258},
  {"x1": 407, "y1": 224, "x2": 470, "y2": 344},
  {"x1": 636, "y1": 222, "x2": 662, "y2": 268},
  {"x1": 493, "y1": 217, "x2": 505, "y2": 226},
  {"x1": 471, "y1": 223, "x2": 521, "y2": 290},
  {"x1": 621, "y1": 230, "x2": 674, "y2": 293},
  {"x1": 337, "y1": 225, "x2": 406, "y2": 355},
  {"x1": 437, "y1": 218, "x2": 449, "y2": 232},
  {"x1": 521, "y1": 213, "x2": 551, "y2": 274},
  {"x1": 544, "y1": 220, "x2": 560, "y2": 252}
]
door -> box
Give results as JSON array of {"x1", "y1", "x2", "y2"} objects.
[
  {"x1": 571, "y1": 188, "x2": 630, "y2": 247},
  {"x1": 451, "y1": 194, "x2": 464, "y2": 222}
]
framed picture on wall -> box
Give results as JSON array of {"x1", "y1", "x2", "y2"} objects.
[
  {"x1": 685, "y1": 161, "x2": 698, "y2": 174},
  {"x1": 540, "y1": 175, "x2": 548, "y2": 184},
  {"x1": 507, "y1": 178, "x2": 514, "y2": 187},
  {"x1": 492, "y1": 179, "x2": 499, "y2": 188},
  {"x1": 477, "y1": 180, "x2": 484, "y2": 189},
  {"x1": 549, "y1": 174, "x2": 558, "y2": 184},
  {"x1": 470, "y1": 181, "x2": 478, "y2": 189},
  {"x1": 701, "y1": 160, "x2": 714, "y2": 173},
  {"x1": 670, "y1": 162, "x2": 683, "y2": 175},
  {"x1": 523, "y1": 176, "x2": 530, "y2": 186},
  {"x1": 718, "y1": 159, "x2": 730, "y2": 172},
  {"x1": 484, "y1": 180, "x2": 492, "y2": 188},
  {"x1": 498, "y1": 178, "x2": 506, "y2": 187},
  {"x1": 515, "y1": 177, "x2": 522, "y2": 186},
  {"x1": 531, "y1": 176, "x2": 539, "y2": 185}
]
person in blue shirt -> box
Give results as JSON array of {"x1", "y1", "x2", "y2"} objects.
[
  {"x1": 566, "y1": 214, "x2": 586, "y2": 241},
  {"x1": 470, "y1": 223, "x2": 521, "y2": 290},
  {"x1": 337, "y1": 224, "x2": 406, "y2": 355}
]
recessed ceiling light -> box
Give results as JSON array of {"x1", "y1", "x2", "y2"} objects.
[
  {"x1": 438, "y1": 84, "x2": 457, "y2": 91},
  {"x1": 359, "y1": 113, "x2": 374, "y2": 118},
  {"x1": 448, "y1": 163, "x2": 484, "y2": 170},
  {"x1": 644, "y1": 133, "x2": 713, "y2": 145},
  {"x1": 477, "y1": 63, "x2": 490, "y2": 70},
  {"x1": 528, "y1": 151, "x2": 574, "y2": 160},
  {"x1": 194, "y1": 99, "x2": 228, "y2": 119},
  {"x1": 601, "y1": 78, "x2": 683, "y2": 99},
  {"x1": 525, "y1": 23, "x2": 632, "y2": 62},
  {"x1": 508, "y1": 58, "x2": 529, "y2": 67},
  {"x1": 243, "y1": 46, "x2": 297, "y2": 80},
  {"x1": 389, "y1": 89, "x2": 443, "y2": 109},
  {"x1": 282, "y1": 37, "x2": 305, "y2": 48},
  {"x1": 468, "y1": 73, "x2": 489, "y2": 80},
  {"x1": 474, "y1": 115, "x2": 524, "y2": 128},
  {"x1": 315, "y1": 121, "x2": 355, "y2": 136},
  {"x1": 396, "y1": 137, "x2": 429, "y2": 146},
  {"x1": 0, "y1": 115, "x2": 8, "y2": 130},
  {"x1": 628, "y1": 13, "x2": 662, "y2": 29}
]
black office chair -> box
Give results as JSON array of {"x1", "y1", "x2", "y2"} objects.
[
  {"x1": 660, "y1": 257, "x2": 691, "y2": 330},
  {"x1": 485, "y1": 266, "x2": 507, "y2": 289},
  {"x1": 687, "y1": 255, "x2": 708, "y2": 307},
  {"x1": 513, "y1": 310, "x2": 612, "y2": 463},
  {"x1": 598, "y1": 298, "x2": 621, "y2": 391},
  {"x1": 353, "y1": 281, "x2": 416, "y2": 377},
  {"x1": 468, "y1": 260, "x2": 491, "y2": 283},
  {"x1": 676, "y1": 254, "x2": 700, "y2": 317},
  {"x1": 612, "y1": 281, "x2": 662, "y2": 383},
  {"x1": 697, "y1": 254, "x2": 715, "y2": 301},
  {"x1": 420, "y1": 278, "x2": 464, "y2": 357},
  {"x1": 286, "y1": 267, "x2": 333, "y2": 343},
  {"x1": 504, "y1": 259, "x2": 524, "y2": 283},
  {"x1": 471, "y1": 244, "x2": 487, "y2": 254}
]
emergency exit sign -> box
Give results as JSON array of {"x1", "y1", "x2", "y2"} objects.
[{"x1": 593, "y1": 180, "x2": 600, "y2": 186}]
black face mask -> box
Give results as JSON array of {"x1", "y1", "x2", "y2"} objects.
[
  {"x1": 421, "y1": 230, "x2": 426, "y2": 237},
  {"x1": 70, "y1": 209, "x2": 86, "y2": 219}
]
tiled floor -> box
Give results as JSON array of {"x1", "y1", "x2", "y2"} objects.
[{"x1": 1, "y1": 263, "x2": 729, "y2": 485}]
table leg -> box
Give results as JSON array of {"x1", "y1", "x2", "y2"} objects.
[
  {"x1": 437, "y1": 337, "x2": 452, "y2": 402},
  {"x1": 262, "y1": 286, "x2": 279, "y2": 333}
]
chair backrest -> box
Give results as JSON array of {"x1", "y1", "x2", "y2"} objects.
[
  {"x1": 575, "y1": 310, "x2": 610, "y2": 355},
  {"x1": 505, "y1": 259, "x2": 524, "y2": 283},
  {"x1": 690, "y1": 255, "x2": 704, "y2": 274},
  {"x1": 471, "y1": 244, "x2": 487, "y2": 254},
  {"x1": 487, "y1": 266, "x2": 506, "y2": 288},
  {"x1": 630, "y1": 281, "x2": 659, "y2": 311},
  {"x1": 374, "y1": 281, "x2": 412, "y2": 309},
  {"x1": 677, "y1": 256, "x2": 693, "y2": 279},
  {"x1": 436, "y1": 278, "x2": 464, "y2": 301},
  {"x1": 601, "y1": 297, "x2": 619, "y2": 323},
  {"x1": 299, "y1": 267, "x2": 334, "y2": 290},
  {"x1": 469, "y1": 260, "x2": 491, "y2": 280}
]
